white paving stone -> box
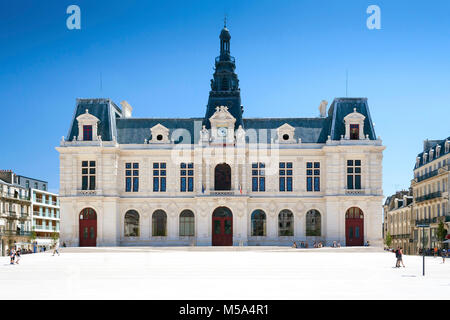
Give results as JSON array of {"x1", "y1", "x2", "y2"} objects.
[{"x1": 1, "y1": 247, "x2": 449, "y2": 299}]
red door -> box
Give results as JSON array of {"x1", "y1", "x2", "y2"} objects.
[
  {"x1": 79, "y1": 208, "x2": 97, "y2": 247},
  {"x1": 345, "y1": 207, "x2": 364, "y2": 246},
  {"x1": 212, "y1": 207, "x2": 233, "y2": 246}
]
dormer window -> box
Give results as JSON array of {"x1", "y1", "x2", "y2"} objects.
[
  {"x1": 83, "y1": 125, "x2": 93, "y2": 141},
  {"x1": 446, "y1": 140, "x2": 449, "y2": 153},
  {"x1": 436, "y1": 145, "x2": 441, "y2": 158},
  {"x1": 76, "y1": 109, "x2": 100, "y2": 141},
  {"x1": 423, "y1": 153, "x2": 428, "y2": 164},
  {"x1": 350, "y1": 124, "x2": 359, "y2": 140},
  {"x1": 150, "y1": 123, "x2": 170, "y2": 144},
  {"x1": 430, "y1": 149, "x2": 434, "y2": 160},
  {"x1": 277, "y1": 123, "x2": 295, "y2": 143},
  {"x1": 343, "y1": 108, "x2": 365, "y2": 140}
]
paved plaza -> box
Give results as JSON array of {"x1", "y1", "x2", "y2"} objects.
[{"x1": 1, "y1": 247, "x2": 449, "y2": 299}]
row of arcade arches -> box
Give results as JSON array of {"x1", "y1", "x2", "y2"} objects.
[{"x1": 78, "y1": 207, "x2": 364, "y2": 247}]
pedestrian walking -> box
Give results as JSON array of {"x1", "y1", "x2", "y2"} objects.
[
  {"x1": 53, "y1": 243, "x2": 60, "y2": 256},
  {"x1": 394, "y1": 247, "x2": 400, "y2": 267},
  {"x1": 15, "y1": 248, "x2": 21, "y2": 264},
  {"x1": 434, "y1": 247, "x2": 438, "y2": 258},
  {"x1": 9, "y1": 248, "x2": 15, "y2": 265},
  {"x1": 442, "y1": 248, "x2": 447, "y2": 263},
  {"x1": 398, "y1": 247, "x2": 405, "y2": 268}
]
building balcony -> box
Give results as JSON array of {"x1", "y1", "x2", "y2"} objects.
[
  {"x1": 33, "y1": 211, "x2": 59, "y2": 219},
  {"x1": 2, "y1": 230, "x2": 32, "y2": 237},
  {"x1": 416, "y1": 169, "x2": 439, "y2": 183},
  {"x1": 34, "y1": 225, "x2": 58, "y2": 232},
  {"x1": 209, "y1": 190, "x2": 236, "y2": 197},
  {"x1": 7, "y1": 211, "x2": 18, "y2": 218},
  {"x1": 415, "y1": 191, "x2": 442, "y2": 203},
  {"x1": 345, "y1": 189, "x2": 365, "y2": 195},
  {"x1": 215, "y1": 55, "x2": 236, "y2": 64},
  {"x1": 0, "y1": 192, "x2": 30, "y2": 201},
  {"x1": 34, "y1": 198, "x2": 58, "y2": 206},
  {"x1": 77, "y1": 189, "x2": 99, "y2": 196},
  {"x1": 414, "y1": 216, "x2": 446, "y2": 226}
]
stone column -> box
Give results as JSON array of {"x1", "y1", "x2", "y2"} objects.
[{"x1": 234, "y1": 161, "x2": 239, "y2": 192}]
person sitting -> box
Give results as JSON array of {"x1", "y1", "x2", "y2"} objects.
[{"x1": 292, "y1": 241, "x2": 297, "y2": 248}]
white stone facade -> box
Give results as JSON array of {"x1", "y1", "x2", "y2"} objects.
[{"x1": 57, "y1": 107, "x2": 385, "y2": 247}]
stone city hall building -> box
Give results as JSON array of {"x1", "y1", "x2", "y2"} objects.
[{"x1": 57, "y1": 26, "x2": 385, "y2": 247}]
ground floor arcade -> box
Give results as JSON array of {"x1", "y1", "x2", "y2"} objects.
[{"x1": 60, "y1": 195, "x2": 383, "y2": 247}]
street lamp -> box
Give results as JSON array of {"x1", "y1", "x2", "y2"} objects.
[{"x1": 417, "y1": 224, "x2": 429, "y2": 276}]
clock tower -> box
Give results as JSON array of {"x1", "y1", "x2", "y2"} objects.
[
  {"x1": 203, "y1": 24, "x2": 243, "y2": 130},
  {"x1": 209, "y1": 106, "x2": 236, "y2": 145}
]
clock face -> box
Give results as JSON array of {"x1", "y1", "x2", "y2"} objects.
[{"x1": 217, "y1": 127, "x2": 228, "y2": 137}]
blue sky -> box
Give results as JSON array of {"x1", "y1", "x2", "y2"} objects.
[{"x1": 0, "y1": 0, "x2": 449, "y2": 196}]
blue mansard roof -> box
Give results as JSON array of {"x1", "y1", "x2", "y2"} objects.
[
  {"x1": 328, "y1": 98, "x2": 377, "y2": 141},
  {"x1": 414, "y1": 136, "x2": 450, "y2": 169},
  {"x1": 67, "y1": 98, "x2": 121, "y2": 142},
  {"x1": 65, "y1": 97, "x2": 377, "y2": 145}
]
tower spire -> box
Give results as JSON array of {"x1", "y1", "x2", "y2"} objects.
[{"x1": 203, "y1": 25, "x2": 243, "y2": 129}]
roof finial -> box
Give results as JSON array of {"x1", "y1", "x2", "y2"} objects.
[{"x1": 224, "y1": 14, "x2": 227, "y2": 28}]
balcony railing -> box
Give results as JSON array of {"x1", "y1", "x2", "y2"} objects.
[
  {"x1": 34, "y1": 225, "x2": 59, "y2": 231},
  {"x1": 345, "y1": 189, "x2": 365, "y2": 195},
  {"x1": 416, "y1": 169, "x2": 438, "y2": 182},
  {"x1": 33, "y1": 211, "x2": 59, "y2": 219},
  {"x1": 215, "y1": 55, "x2": 236, "y2": 64},
  {"x1": 415, "y1": 215, "x2": 450, "y2": 226},
  {"x1": 0, "y1": 192, "x2": 30, "y2": 201},
  {"x1": 77, "y1": 190, "x2": 98, "y2": 196},
  {"x1": 415, "y1": 191, "x2": 442, "y2": 203},
  {"x1": 209, "y1": 190, "x2": 235, "y2": 196},
  {"x1": 2, "y1": 230, "x2": 32, "y2": 236}
]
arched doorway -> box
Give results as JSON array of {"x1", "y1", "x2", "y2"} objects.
[
  {"x1": 345, "y1": 207, "x2": 364, "y2": 246},
  {"x1": 214, "y1": 163, "x2": 231, "y2": 191},
  {"x1": 79, "y1": 208, "x2": 97, "y2": 247},
  {"x1": 212, "y1": 207, "x2": 232, "y2": 246}
]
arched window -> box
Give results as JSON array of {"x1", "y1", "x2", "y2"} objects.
[
  {"x1": 251, "y1": 210, "x2": 266, "y2": 236},
  {"x1": 214, "y1": 163, "x2": 231, "y2": 191},
  {"x1": 179, "y1": 210, "x2": 195, "y2": 237},
  {"x1": 152, "y1": 210, "x2": 167, "y2": 236},
  {"x1": 124, "y1": 210, "x2": 139, "y2": 237},
  {"x1": 345, "y1": 207, "x2": 364, "y2": 219},
  {"x1": 278, "y1": 209, "x2": 294, "y2": 236},
  {"x1": 306, "y1": 210, "x2": 321, "y2": 236}
]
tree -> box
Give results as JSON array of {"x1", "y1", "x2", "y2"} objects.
[
  {"x1": 436, "y1": 222, "x2": 447, "y2": 247},
  {"x1": 51, "y1": 232, "x2": 59, "y2": 247},
  {"x1": 385, "y1": 231, "x2": 392, "y2": 248},
  {"x1": 30, "y1": 227, "x2": 37, "y2": 242}
]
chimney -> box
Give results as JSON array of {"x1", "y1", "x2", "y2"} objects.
[
  {"x1": 120, "y1": 101, "x2": 133, "y2": 118},
  {"x1": 318, "y1": 100, "x2": 328, "y2": 118},
  {"x1": 0, "y1": 170, "x2": 13, "y2": 184}
]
